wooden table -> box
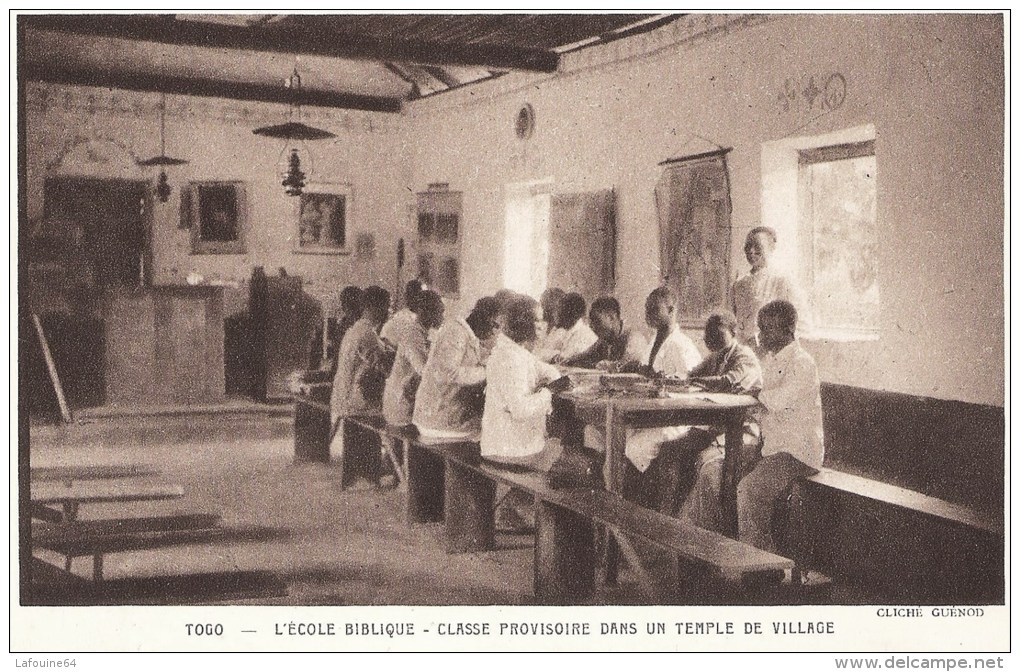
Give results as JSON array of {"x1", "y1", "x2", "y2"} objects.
[{"x1": 555, "y1": 386, "x2": 758, "y2": 536}]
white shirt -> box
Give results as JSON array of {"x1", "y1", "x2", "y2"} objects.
[
  {"x1": 756, "y1": 340, "x2": 825, "y2": 470},
  {"x1": 534, "y1": 320, "x2": 598, "y2": 363},
  {"x1": 729, "y1": 266, "x2": 801, "y2": 344},
  {"x1": 412, "y1": 318, "x2": 486, "y2": 438},
  {"x1": 480, "y1": 336, "x2": 560, "y2": 460},
  {"x1": 533, "y1": 326, "x2": 567, "y2": 362},
  {"x1": 330, "y1": 318, "x2": 387, "y2": 423},
  {"x1": 642, "y1": 328, "x2": 703, "y2": 376},
  {"x1": 382, "y1": 320, "x2": 429, "y2": 426},
  {"x1": 380, "y1": 308, "x2": 418, "y2": 348}
]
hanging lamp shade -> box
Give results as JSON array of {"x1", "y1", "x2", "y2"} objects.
[
  {"x1": 138, "y1": 92, "x2": 188, "y2": 203},
  {"x1": 253, "y1": 66, "x2": 335, "y2": 197},
  {"x1": 252, "y1": 121, "x2": 336, "y2": 141},
  {"x1": 138, "y1": 155, "x2": 189, "y2": 167}
]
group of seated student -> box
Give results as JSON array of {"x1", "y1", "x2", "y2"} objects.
[{"x1": 324, "y1": 225, "x2": 822, "y2": 554}]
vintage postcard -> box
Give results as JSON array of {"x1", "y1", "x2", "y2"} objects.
[{"x1": 10, "y1": 9, "x2": 1008, "y2": 660}]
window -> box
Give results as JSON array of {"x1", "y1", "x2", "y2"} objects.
[
  {"x1": 761, "y1": 125, "x2": 879, "y2": 340},
  {"x1": 798, "y1": 140, "x2": 878, "y2": 336},
  {"x1": 182, "y1": 181, "x2": 247, "y2": 255}
]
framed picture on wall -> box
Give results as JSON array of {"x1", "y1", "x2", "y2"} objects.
[
  {"x1": 182, "y1": 180, "x2": 248, "y2": 255},
  {"x1": 294, "y1": 183, "x2": 352, "y2": 255}
]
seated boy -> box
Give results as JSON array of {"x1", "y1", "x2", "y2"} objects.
[
  {"x1": 645, "y1": 310, "x2": 762, "y2": 516},
  {"x1": 563, "y1": 296, "x2": 647, "y2": 370},
  {"x1": 680, "y1": 300, "x2": 823, "y2": 553},
  {"x1": 542, "y1": 292, "x2": 598, "y2": 363}
]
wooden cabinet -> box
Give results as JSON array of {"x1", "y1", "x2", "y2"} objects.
[
  {"x1": 104, "y1": 286, "x2": 224, "y2": 406},
  {"x1": 416, "y1": 189, "x2": 462, "y2": 297},
  {"x1": 249, "y1": 268, "x2": 323, "y2": 402}
]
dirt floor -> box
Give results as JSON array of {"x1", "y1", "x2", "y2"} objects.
[{"x1": 24, "y1": 412, "x2": 654, "y2": 605}]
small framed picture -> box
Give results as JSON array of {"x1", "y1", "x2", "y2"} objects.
[{"x1": 295, "y1": 183, "x2": 352, "y2": 254}]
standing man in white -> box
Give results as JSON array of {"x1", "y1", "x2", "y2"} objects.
[{"x1": 729, "y1": 226, "x2": 806, "y2": 350}]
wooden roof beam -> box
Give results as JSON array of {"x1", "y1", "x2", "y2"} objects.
[
  {"x1": 23, "y1": 15, "x2": 560, "y2": 73},
  {"x1": 21, "y1": 63, "x2": 403, "y2": 113}
]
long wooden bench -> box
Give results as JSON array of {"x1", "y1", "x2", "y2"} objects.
[
  {"x1": 30, "y1": 482, "x2": 186, "y2": 523},
  {"x1": 33, "y1": 522, "x2": 288, "y2": 582},
  {"x1": 790, "y1": 467, "x2": 1003, "y2": 604},
  {"x1": 28, "y1": 561, "x2": 287, "y2": 606},
  {"x1": 31, "y1": 464, "x2": 161, "y2": 484},
  {"x1": 345, "y1": 417, "x2": 824, "y2": 604}
]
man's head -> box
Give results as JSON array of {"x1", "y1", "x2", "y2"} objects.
[
  {"x1": 466, "y1": 296, "x2": 501, "y2": 342},
  {"x1": 744, "y1": 226, "x2": 777, "y2": 271},
  {"x1": 540, "y1": 288, "x2": 566, "y2": 329},
  {"x1": 416, "y1": 290, "x2": 445, "y2": 331},
  {"x1": 493, "y1": 288, "x2": 519, "y2": 332},
  {"x1": 644, "y1": 286, "x2": 678, "y2": 331},
  {"x1": 502, "y1": 294, "x2": 541, "y2": 347},
  {"x1": 559, "y1": 293, "x2": 587, "y2": 330},
  {"x1": 703, "y1": 310, "x2": 738, "y2": 353},
  {"x1": 589, "y1": 296, "x2": 622, "y2": 342},
  {"x1": 361, "y1": 285, "x2": 392, "y2": 326},
  {"x1": 339, "y1": 285, "x2": 363, "y2": 318},
  {"x1": 405, "y1": 279, "x2": 425, "y2": 313},
  {"x1": 757, "y1": 299, "x2": 798, "y2": 354}
]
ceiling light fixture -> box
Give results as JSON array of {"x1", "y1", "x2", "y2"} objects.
[
  {"x1": 253, "y1": 65, "x2": 336, "y2": 197},
  {"x1": 138, "y1": 92, "x2": 188, "y2": 203}
]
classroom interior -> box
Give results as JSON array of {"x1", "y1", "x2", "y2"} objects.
[{"x1": 18, "y1": 13, "x2": 1005, "y2": 607}]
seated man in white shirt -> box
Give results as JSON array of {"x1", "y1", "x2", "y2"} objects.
[
  {"x1": 679, "y1": 300, "x2": 823, "y2": 552},
  {"x1": 481, "y1": 293, "x2": 563, "y2": 471},
  {"x1": 539, "y1": 292, "x2": 598, "y2": 364},
  {"x1": 737, "y1": 299, "x2": 823, "y2": 552},
  {"x1": 622, "y1": 287, "x2": 704, "y2": 504},
  {"x1": 533, "y1": 287, "x2": 566, "y2": 360},
  {"x1": 380, "y1": 279, "x2": 424, "y2": 350},
  {"x1": 413, "y1": 296, "x2": 500, "y2": 440},
  {"x1": 383, "y1": 290, "x2": 444, "y2": 427}
]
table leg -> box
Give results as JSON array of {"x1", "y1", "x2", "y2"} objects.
[
  {"x1": 600, "y1": 403, "x2": 627, "y2": 584},
  {"x1": 721, "y1": 412, "x2": 744, "y2": 537}
]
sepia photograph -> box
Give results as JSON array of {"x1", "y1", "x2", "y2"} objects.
[{"x1": 11, "y1": 10, "x2": 1007, "y2": 658}]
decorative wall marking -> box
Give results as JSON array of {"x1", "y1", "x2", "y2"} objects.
[{"x1": 778, "y1": 73, "x2": 847, "y2": 113}]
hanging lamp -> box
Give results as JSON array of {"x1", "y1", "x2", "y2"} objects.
[
  {"x1": 138, "y1": 92, "x2": 189, "y2": 203},
  {"x1": 253, "y1": 66, "x2": 336, "y2": 197}
]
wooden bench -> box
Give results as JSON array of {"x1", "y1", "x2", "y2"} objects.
[
  {"x1": 31, "y1": 464, "x2": 161, "y2": 484},
  {"x1": 332, "y1": 415, "x2": 831, "y2": 603},
  {"x1": 790, "y1": 467, "x2": 1003, "y2": 604},
  {"x1": 30, "y1": 482, "x2": 185, "y2": 523},
  {"x1": 33, "y1": 522, "x2": 287, "y2": 582},
  {"x1": 27, "y1": 560, "x2": 287, "y2": 605}
]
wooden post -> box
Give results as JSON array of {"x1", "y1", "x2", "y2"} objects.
[{"x1": 32, "y1": 313, "x2": 72, "y2": 423}]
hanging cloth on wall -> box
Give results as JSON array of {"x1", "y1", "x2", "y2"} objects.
[{"x1": 654, "y1": 145, "x2": 733, "y2": 327}]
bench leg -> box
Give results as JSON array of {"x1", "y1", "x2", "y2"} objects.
[
  {"x1": 93, "y1": 554, "x2": 103, "y2": 583},
  {"x1": 382, "y1": 437, "x2": 407, "y2": 487},
  {"x1": 444, "y1": 462, "x2": 495, "y2": 553},
  {"x1": 294, "y1": 401, "x2": 330, "y2": 463},
  {"x1": 535, "y1": 500, "x2": 596, "y2": 603},
  {"x1": 406, "y1": 443, "x2": 445, "y2": 525},
  {"x1": 337, "y1": 422, "x2": 382, "y2": 490}
]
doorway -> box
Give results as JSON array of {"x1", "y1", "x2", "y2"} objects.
[{"x1": 27, "y1": 177, "x2": 150, "y2": 416}]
